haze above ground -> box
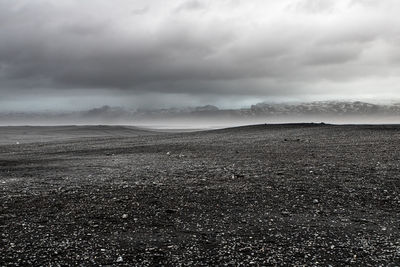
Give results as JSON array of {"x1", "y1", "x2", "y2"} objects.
[{"x1": 2, "y1": 101, "x2": 400, "y2": 128}]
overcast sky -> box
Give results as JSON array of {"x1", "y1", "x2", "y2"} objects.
[{"x1": 1, "y1": 0, "x2": 400, "y2": 111}]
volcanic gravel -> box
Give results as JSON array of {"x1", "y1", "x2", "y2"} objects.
[{"x1": 1, "y1": 124, "x2": 400, "y2": 266}]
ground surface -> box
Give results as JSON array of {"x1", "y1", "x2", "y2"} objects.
[
  {"x1": 1, "y1": 124, "x2": 400, "y2": 266},
  {"x1": 0, "y1": 126, "x2": 155, "y2": 145}
]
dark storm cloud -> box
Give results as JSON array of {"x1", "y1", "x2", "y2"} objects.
[{"x1": 1, "y1": 0, "x2": 400, "y2": 111}]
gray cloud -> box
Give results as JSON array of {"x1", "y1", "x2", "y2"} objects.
[
  {"x1": 1, "y1": 0, "x2": 400, "y2": 111},
  {"x1": 174, "y1": 0, "x2": 205, "y2": 12},
  {"x1": 288, "y1": 0, "x2": 336, "y2": 13}
]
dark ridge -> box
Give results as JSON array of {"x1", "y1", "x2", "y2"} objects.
[{"x1": 207, "y1": 122, "x2": 332, "y2": 133}]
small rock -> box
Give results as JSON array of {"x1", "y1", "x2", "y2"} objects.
[
  {"x1": 116, "y1": 256, "x2": 123, "y2": 262},
  {"x1": 313, "y1": 199, "x2": 319, "y2": 204},
  {"x1": 122, "y1": 214, "x2": 128, "y2": 219},
  {"x1": 166, "y1": 152, "x2": 171, "y2": 155},
  {"x1": 165, "y1": 209, "x2": 177, "y2": 214}
]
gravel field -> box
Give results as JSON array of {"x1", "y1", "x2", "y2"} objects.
[{"x1": 1, "y1": 124, "x2": 400, "y2": 266}]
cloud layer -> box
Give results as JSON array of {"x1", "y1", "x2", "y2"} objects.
[{"x1": 1, "y1": 0, "x2": 400, "y2": 111}]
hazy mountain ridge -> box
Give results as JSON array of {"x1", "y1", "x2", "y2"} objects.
[
  {"x1": 249, "y1": 101, "x2": 400, "y2": 116},
  {"x1": 1, "y1": 101, "x2": 400, "y2": 125},
  {"x1": 134, "y1": 101, "x2": 400, "y2": 117}
]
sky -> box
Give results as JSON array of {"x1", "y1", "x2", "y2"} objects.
[{"x1": 1, "y1": 0, "x2": 400, "y2": 112}]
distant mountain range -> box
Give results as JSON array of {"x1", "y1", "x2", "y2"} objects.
[
  {"x1": 1, "y1": 101, "x2": 400, "y2": 125},
  {"x1": 249, "y1": 101, "x2": 400, "y2": 116},
  {"x1": 132, "y1": 101, "x2": 400, "y2": 118}
]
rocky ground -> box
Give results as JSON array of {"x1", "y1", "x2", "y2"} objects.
[{"x1": 0, "y1": 124, "x2": 400, "y2": 266}]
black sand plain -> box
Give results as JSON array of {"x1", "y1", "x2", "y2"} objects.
[{"x1": 1, "y1": 124, "x2": 400, "y2": 266}]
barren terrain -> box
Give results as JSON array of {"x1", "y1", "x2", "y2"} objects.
[{"x1": 1, "y1": 124, "x2": 400, "y2": 265}]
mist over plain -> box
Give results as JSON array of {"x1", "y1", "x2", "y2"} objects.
[{"x1": 2, "y1": 101, "x2": 400, "y2": 128}]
